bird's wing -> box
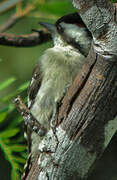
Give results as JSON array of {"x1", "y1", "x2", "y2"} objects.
[
  {"x1": 22, "y1": 62, "x2": 42, "y2": 179},
  {"x1": 28, "y1": 62, "x2": 42, "y2": 109}
]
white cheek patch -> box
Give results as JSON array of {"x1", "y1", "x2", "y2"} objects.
[{"x1": 60, "y1": 22, "x2": 85, "y2": 40}]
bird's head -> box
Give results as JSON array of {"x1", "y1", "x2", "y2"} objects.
[{"x1": 39, "y1": 13, "x2": 92, "y2": 56}]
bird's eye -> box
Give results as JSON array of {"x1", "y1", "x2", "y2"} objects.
[{"x1": 57, "y1": 24, "x2": 64, "y2": 33}]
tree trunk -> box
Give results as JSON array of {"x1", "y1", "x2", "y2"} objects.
[{"x1": 26, "y1": 0, "x2": 117, "y2": 179}]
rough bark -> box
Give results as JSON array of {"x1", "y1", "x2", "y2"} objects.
[{"x1": 26, "y1": 1, "x2": 117, "y2": 180}]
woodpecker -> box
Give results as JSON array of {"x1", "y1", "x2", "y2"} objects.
[{"x1": 27, "y1": 12, "x2": 92, "y2": 160}]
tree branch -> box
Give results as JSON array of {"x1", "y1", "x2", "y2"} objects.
[
  {"x1": 0, "y1": 4, "x2": 34, "y2": 33},
  {"x1": 27, "y1": 46, "x2": 117, "y2": 180},
  {"x1": 0, "y1": 4, "x2": 52, "y2": 47},
  {"x1": 58, "y1": 45, "x2": 96, "y2": 123},
  {"x1": 0, "y1": 31, "x2": 51, "y2": 47},
  {"x1": 72, "y1": 0, "x2": 117, "y2": 61},
  {"x1": 0, "y1": 0, "x2": 24, "y2": 14}
]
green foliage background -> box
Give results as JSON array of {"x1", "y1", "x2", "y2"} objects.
[
  {"x1": 0, "y1": 78, "x2": 28, "y2": 180},
  {"x1": 0, "y1": 0, "x2": 117, "y2": 180}
]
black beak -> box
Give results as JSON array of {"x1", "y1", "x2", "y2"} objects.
[{"x1": 38, "y1": 22, "x2": 56, "y2": 35}]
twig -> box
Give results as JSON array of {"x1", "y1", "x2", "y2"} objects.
[
  {"x1": 0, "y1": 30, "x2": 51, "y2": 47},
  {"x1": 0, "y1": 4, "x2": 34, "y2": 33},
  {"x1": 0, "y1": 3, "x2": 52, "y2": 47},
  {"x1": 14, "y1": 96, "x2": 47, "y2": 180},
  {"x1": 0, "y1": 0, "x2": 23, "y2": 14},
  {"x1": 14, "y1": 95, "x2": 47, "y2": 135}
]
